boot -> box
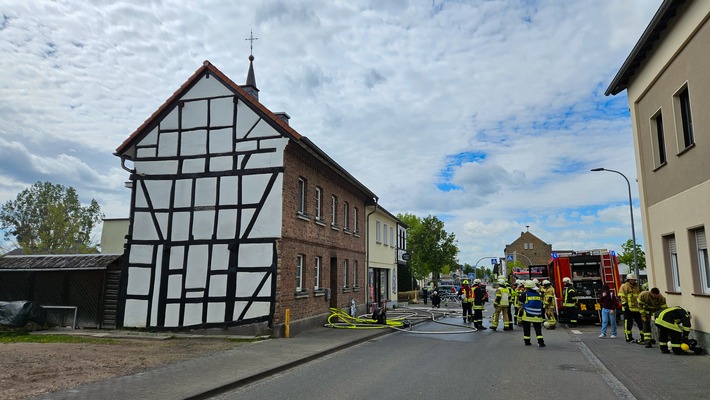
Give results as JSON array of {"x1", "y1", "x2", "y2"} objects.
[
  {"x1": 538, "y1": 340, "x2": 546, "y2": 348},
  {"x1": 524, "y1": 340, "x2": 531, "y2": 346},
  {"x1": 477, "y1": 325, "x2": 488, "y2": 330},
  {"x1": 660, "y1": 346, "x2": 670, "y2": 354},
  {"x1": 645, "y1": 340, "x2": 653, "y2": 348}
]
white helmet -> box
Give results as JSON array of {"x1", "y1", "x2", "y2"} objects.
[
  {"x1": 473, "y1": 278, "x2": 482, "y2": 285},
  {"x1": 626, "y1": 273, "x2": 637, "y2": 280},
  {"x1": 542, "y1": 280, "x2": 551, "y2": 286},
  {"x1": 562, "y1": 277, "x2": 572, "y2": 284},
  {"x1": 498, "y1": 278, "x2": 506, "y2": 286},
  {"x1": 532, "y1": 278, "x2": 540, "y2": 285},
  {"x1": 524, "y1": 280, "x2": 534, "y2": 288}
]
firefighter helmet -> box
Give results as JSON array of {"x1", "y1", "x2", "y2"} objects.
[
  {"x1": 542, "y1": 280, "x2": 551, "y2": 286},
  {"x1": 498, "y1": 278, "x2": 506, "y2": 286},
  {"x1": 626, "y1": 273, "x2": 637, "y2": 280},
  {"x1": 462, "y1": 279, "x2": 469, "y2": 285},
  {"x1": 562, "y1": 277, "x2": 572, "y2": 284},
  {"x1": 532, "y1": 278, "x2": 540, "y2": 285},
  {"x1": 524, "y1": 280, "x2": 534, "y2": 288},
  {"x1": 473, "y1": 279, "x2": 481, "y2": 285}
]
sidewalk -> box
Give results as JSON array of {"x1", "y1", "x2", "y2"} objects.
[{"x1": 34, "y1": 308, "x2": 709, "y2": 400}]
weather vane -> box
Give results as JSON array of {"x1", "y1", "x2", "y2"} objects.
[{"x1": 245, "y1": 30, "x2": 258, "y2": 56}]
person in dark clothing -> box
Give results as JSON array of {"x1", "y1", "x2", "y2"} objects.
[
  {"x1": 597, "y1": 285, "x2": 618, "y2": 338},
  {"x1": 654, "y1": 306, "x2": 701, "y2": 355}
]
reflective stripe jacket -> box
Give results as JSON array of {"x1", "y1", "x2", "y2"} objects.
[
  {"x1": 562, "y1": 284, "x2": 577, "y2": 308},
  {"x1": 654, "y1": 306, "x2": 691, "y2": 334},
  {"x1": 618, "y1": 282, "x2": 640, "y2": 311},
  {"x1": 458, "y1": 286, "x2": 474, "y2": 303},
  {"x1": 472, "y1": 285, "x2": 486, "y2": 310},
  {"x1": 543, "y1": 286, "x2": 555, "y2": 308},
  {"x1": 637, "y1": 291, "x2": 667, "y2": 316},
  {"x1": 522, "y1": 289, "x2": 543, "y2": 322},
  {"x1": 494, "y1": 285, "x2": 511, "y2": 307}
]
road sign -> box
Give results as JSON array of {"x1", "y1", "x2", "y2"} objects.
[
  {"x1": 490, "y1": 258, "x2": 497, "y2": 265},
  {"x1": 506, "y1": 254, "x2": 514, "y2": 262},
  {"x1": 468, "y1": 273, "x2": 476, "y2": 280},
  {"x1": 402, "y1": 253, "x2": 410, "y2": 261}
]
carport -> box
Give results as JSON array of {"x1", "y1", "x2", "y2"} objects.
[{"x1": 0, "y1": 254, "x2": 122, "y2": 329}]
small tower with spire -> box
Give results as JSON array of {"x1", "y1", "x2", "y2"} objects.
[{"x1": 242, "y1": 30, "x2": 260, "y2": 101}]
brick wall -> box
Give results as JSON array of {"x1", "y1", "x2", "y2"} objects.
[{"x1": 274, "y1": 143, "x2": 369, "y2": 325}]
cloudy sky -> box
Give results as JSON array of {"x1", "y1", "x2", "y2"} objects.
[{"x1": 1, "y1": 0, "x2": 661, "y2": 265}]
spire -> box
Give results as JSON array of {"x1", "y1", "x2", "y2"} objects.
[{"x1": 242, "y1": 30, "x2": 259, "y2": 101}]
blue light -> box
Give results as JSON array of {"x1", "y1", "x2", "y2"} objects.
[
  {"x1": 611, "y1": 250, "x2": 616, "y2": 256},
  {"x1": 552, "y1": 253, "x2": 558, "y2": 259}
]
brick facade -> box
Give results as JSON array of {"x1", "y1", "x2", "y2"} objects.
[
  {"x1": 274, "y1": 142, "x2": 369, "y2": 325},
  {"x1": 504, "y1": 231, "x2": 552, "y2": 266}
]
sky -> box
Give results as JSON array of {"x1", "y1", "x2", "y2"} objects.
[{"x1": 0, "y1": 0, "x2": 662, "y2": 266}]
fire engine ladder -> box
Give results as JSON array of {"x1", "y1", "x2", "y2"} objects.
[{"x1": 600, "y1": 252, "x2": 617, "y2": 289}]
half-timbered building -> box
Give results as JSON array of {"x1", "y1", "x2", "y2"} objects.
[{"x1": 115, "y1": 58, "x2": 377, "y2": 336}]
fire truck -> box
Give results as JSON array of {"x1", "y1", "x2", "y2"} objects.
[{"x1": 547, "y1": 250, "x2": 622, "y2": 322}]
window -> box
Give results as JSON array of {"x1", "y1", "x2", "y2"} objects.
[
  {"x1": 674, "y1": 86, "x2": 694, "y2": 150},
  {"x1": 666, "y1": 235, "x2": 680, "y2": 292},
  {"x1": 652, "y1": 111, "x2": 666, "y2": 166},
  {"x1": 524, "y1": 243, "x2": 528, "y2": 250},
  {"x1": 390, "y1": 227, "x2": 394, "y2": 248},
  {"x1": 376, "y1": 220, "x2": 381, "y2": 243},
  {"x1": 331, "y1": 195, "x2": 337, "y2": 226},
  {"x1": 314, "y1": 256, "x2": 321, "y2": 290},
  {"x1": 297, "y1": 178, "x2": 306, "y2": 214},
  {"x1": 315, "y1": 187, "x2": 322, "y2": 220},
  {"x1": 353, "y1": 207, "x2": 359, "y2": 234},
  {"x1": 694, "y1": 229, "x2": 709, "y2": 294},
  {"x1": 353, "y1": 260, "x2": 359, "y2": 287},
  {"x1": 296, "y1": 254, "x2": 304, "y2": 292},
  {"x1": 343, "y1": 259, "x2": 349, "y2": 288},
  {"x1": 383, "y1": 224, "x2": 388, "y2": 245},
  {"x1": 529, "y1": 242, "x2": 534, "y2": 250},
  {"x1": 343, "y1": 202, "x2": 350, "y2": 231}
]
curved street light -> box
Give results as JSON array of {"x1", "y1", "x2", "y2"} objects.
[{"x1": 591, "y1": 167, "x2": 639, "y2": 279}]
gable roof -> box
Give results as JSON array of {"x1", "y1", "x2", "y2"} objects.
[
  {"x1": 115, "y1": 60, "x2": 377, "y2": 202},
  {"x1": 605, "y1": 0, "x2": 686, "y2": 96},
  {"x1": 0, "y1": 254, "x2": 122, "y2": 271}
]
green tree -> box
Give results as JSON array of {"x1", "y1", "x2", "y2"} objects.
[
  {"x1": 397, "y1": 213, "x2": 459, "y2": 282},
  {"x1": 0, "y1": 181, "x2": 103, "y2": 254},
  {"x1": 618, "y1": 239, "x2": 646, "y2": 271}
]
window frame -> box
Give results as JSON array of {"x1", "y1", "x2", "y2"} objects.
[
  {"x1": 376, "y1": 220, "x2": 382, "y2": 243},
  {"x1": 343, "y1": 259, "x2": 349, "y2": 288},
  {"x1": 665, "y1": 235, "x2": 681, "y2": 292},
  {"x1": 331, "y1": 195, "x2": 338, "y2": 227},
  {"x1": 315, "y1": 187, "x2": 322, "y2": 221},
  {"x1": 693, "y1": 228, "x2": 709, "y2": 294},
  {"x1": 343, "y1": 201, "x2": 350, "y2": 231},
  {"x1": 353, "y1": 260, "x2": 359, "y2": 287},
  {"x1": 296, "y1": 254, "x2": 304, "y2": 292},
  {"x1": 673, "y1": 84, "x2": 694, "y2": 152},
  {"x1": 353, "y1": 207, "x2": 359, "y2": 234},
  {"x1": 297, "y1": 177, "x2": 306, "y2": 215},
  {"x1": 651, "y1": 109, "x2": 667, "y2": 167},
  {"x1": 314, "y1": 256, "x2": 321, "y2": 290}
]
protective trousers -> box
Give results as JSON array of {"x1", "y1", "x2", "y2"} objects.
[
  {"x1": 522, "y1": 320, "x2": 544, "y2": 346},
  {"x1": 461, "y1": 301, "x2": 473, "y2": 323},
  {"x1": 491, "y1": 305, "x2": 510, "y2": 330},
  {"x1": 624, "y1": 309, "x2": 643, "y2": 342}
]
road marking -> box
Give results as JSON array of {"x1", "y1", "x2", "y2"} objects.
[{"x1": 577, "y1": 340, "x2": 636, "y2": 400}]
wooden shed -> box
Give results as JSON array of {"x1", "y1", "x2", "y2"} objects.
[{"x1": 0, "y1": 254, "x2": 122, "y2": 329}]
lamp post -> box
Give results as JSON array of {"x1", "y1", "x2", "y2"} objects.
[
  {"x1": 474, "y1": 256, "x2": 498, "y2": 280},
  {"x1": 591, "y1": 167, "x2": 639, "y2": 278}
]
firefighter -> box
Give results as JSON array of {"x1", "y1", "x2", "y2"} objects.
[
  {"x1": 472, "y1": 279, "x2": 487, "y2": 329},
  {"x1": 654, "y1": 306, "x2": 696, "y2": 354},
  {"x1": 520, "y1": 280, "x2": 545, "y2": 347},
  {"x1": 514, "y1": 282, "x2": 525, "y2": 326},
  {"x1": 619, "y1": 273, "x2": 643, "y2": 343},
  {"x1": 562, "y1": 277, "x2": 578, "y2": 327},
  {"x1": 491, "y1": 278, "x2": 512, "y2": 331},
  {"x1": 458, "y1": 280, "x2": 474, "y2": 323},
  {"x1": 637, "y1": 287, "x2": 667, "y2": 348},
  {"x1": 542, "y1": 280, "x2": 556, "y2": 329}
]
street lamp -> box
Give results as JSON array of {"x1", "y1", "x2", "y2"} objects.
[{"x1": 591, "y1": 167, "x2": 639, "y2": 278}]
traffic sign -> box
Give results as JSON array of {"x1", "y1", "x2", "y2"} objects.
[
  {"x1": 490, "y1": 258, "x2": 497, "y2": 265},
  {"x1": 468, "y1": 273, "x2": 476, "y2": 280},
  {"x1": 506, "y1": 254, "x2": 514, "y2": 262}
]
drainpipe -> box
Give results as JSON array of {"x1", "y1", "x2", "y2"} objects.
[{"x1": 366, "y1": 198, "x2": 378, "y2": 312}]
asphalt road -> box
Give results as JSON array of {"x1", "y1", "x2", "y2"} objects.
[{"x1": 209, "y1": 316, "x2": 626, "y2": 400}]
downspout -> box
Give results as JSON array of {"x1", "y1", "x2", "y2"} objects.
[{"x1": 366, "y1": 198, "x2": 378, "y2": 311}]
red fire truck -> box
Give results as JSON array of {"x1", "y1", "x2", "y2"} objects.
[{"x1": 547, "y1": 250, "x2": 622, "y2": 322}]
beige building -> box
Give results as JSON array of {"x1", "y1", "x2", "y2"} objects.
[
  {"x1": 606, "y1": 0, "x2": 709, "y2": 348},
  {"x1": 366, "y1": 205, "x2": 405, "y2": 308},
  {"x1": 100, "y1": 218, "x2": 129, "y2": 255}
]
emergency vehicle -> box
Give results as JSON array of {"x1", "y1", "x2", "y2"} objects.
[{"x1": 547, "y1": 250, "x2": 622, "y2": 321}]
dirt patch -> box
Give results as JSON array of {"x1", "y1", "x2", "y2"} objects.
[{"x1": 0, "y1": 337, "x2": 246, "y2": 400}]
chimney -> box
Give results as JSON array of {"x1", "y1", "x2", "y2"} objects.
[{"x1": 274, "y1": 112, "x2": 290, "y2": 125}]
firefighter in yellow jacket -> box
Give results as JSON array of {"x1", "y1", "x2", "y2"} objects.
[
  {"x1": 637, "y1": 287, "x2": 667, "y2": 348},
  {"x1": 491, "y1": 278, "x2": 512, "y2": 331},
  {"x1": 542, "y1": 280, "x2": 556, "y2": 329},
  {"x1": 562, "y1": 277, "x2": 578, "y2": 327},
  {"x1": 457, "y1": 280, "x2": 474, "y2": 324},
  {"x1": 619, "y1": 273, "x2": 643, "y2": 343},
  {"x1": 654, "y1": 306, "x2": 701, "y2": 355}
]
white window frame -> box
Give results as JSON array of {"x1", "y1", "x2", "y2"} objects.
[
  {"x1": 383, "y1": 223, "x2": 388, "y2": 245},
  {"x1": 376, "y1": 220, "x2": 381, "y2": 243},
  {"x1": 343, "y1": 259, "x2": 349, "y2": 288},
  {"x1": 315, "y1": 187, "x2": 322, "y2": 221},
  {"x1": 668, "y1": 235, "x2": 680, "y2": 292},
  {"x1": 353, "y1": 207, "x2": 359, "y2": 234},
  {"x1": 315, "y1": 256, "x2": 321, "y2": 290},
  {"x1": 390, "y1": 227, "x2": 394, "y2": 248},
  {"x1": 297, "y1": 178, "x2": 306, "y2": 215},
  {"x1": 353, "y1": 260, "x2": 359, "y2": 287},
  {"x1": 296, "y1": 254, "x2": 304, "y2": 292},
  {"x1": 674, "y1": 84, "x2": 694, "y2": 151},
  {"x1": 343, "y1": 202, "x2": 350, "y2": 231},
  {"x1": 695, "y1": 229, "x2": 709, "y2": 294},
  {"x1": 331, "y1": 195, "x2": 337, "y2": 227}
]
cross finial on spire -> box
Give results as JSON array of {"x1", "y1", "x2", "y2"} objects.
[{"x1": 245, "y1": 30, "x2": 258, "y2": 57}]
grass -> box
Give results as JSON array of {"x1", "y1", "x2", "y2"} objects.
[{"x1": 0, "y1": 331, "x2": 116, "y2": 344}]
